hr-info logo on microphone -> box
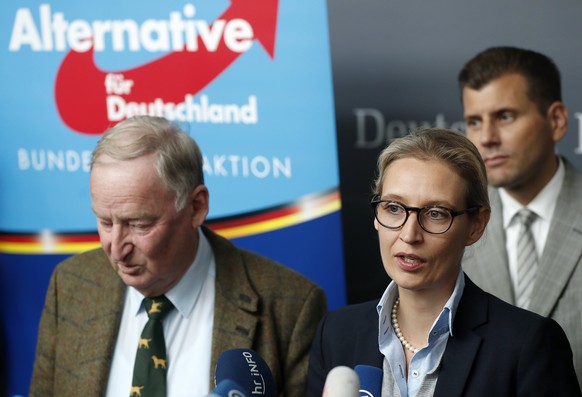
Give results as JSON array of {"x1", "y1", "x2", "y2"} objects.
[
  {"x1": 242, "y1": 351, "x2": 266, "y2": 395},
  {"x1": 215, "y1": 348, "x2": 275, "y2": 397}
]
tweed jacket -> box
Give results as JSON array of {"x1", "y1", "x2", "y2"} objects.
[
  {"x1": 307, "y1": 275, "x2": 581, "y2": 397},
  {"x1": 462, "y1": 158, "x2": 582, "y2": 386},
  {"x1": 29, "y1": 226, "x2": 327, "y2": 397}
]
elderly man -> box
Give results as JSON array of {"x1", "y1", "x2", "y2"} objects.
[{"x1": 30, "y1": 116, "x2": 327, "y2": 397}]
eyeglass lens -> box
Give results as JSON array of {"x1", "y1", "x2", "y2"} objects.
[{"x1": 375, "y1": 202, "x2": 453, "y2": 234}]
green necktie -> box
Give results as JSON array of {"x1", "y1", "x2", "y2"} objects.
[{"x1": 130, "y1": 296, "x2": 174, "y2": 397}]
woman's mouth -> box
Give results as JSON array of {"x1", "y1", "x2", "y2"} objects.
[{"x1": 396, "y1": 254, "x2": 425, "y2": 271}]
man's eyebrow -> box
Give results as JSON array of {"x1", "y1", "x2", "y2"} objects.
[
  {"x1": 466, "y1": 106, "x2": 516, "y2": 118},
  {"x1": 90, "y1": 209, "x2": 154, "y2": 221},
  {"x1": 492, "y1": 107, "x2": 516, "y2": 115}
]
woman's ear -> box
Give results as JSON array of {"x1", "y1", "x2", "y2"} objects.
[{"x1": 466, "y1": 207, "x2": 490, "y2": 246}]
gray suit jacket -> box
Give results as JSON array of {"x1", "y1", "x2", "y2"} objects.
[
  {"x1": 463, "y1": 158, "x2": 582, "y2": 386},
  {"x1": 29, "y1": 226, "x2": 327, "y2": 397}
]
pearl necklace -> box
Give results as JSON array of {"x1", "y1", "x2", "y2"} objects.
[{"x1": 391, "y1": 298, "x2": 420, "y2": 354}]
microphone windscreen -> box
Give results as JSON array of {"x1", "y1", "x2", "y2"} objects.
[
  {"x1": 354, "y1": 365, "x2": 382, "y2": 397},
  {"x1": 215, "y1": 348, "x2": 276, "y2": 397},
  {"x1": 322, "y1": 366, "x2": 360, "y2": 397},
  {"x1": 207, "y1": 379, "x2": 248, "y2": 397}
]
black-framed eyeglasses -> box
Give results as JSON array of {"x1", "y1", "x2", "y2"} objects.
[{"x1": 371, "y1": 198, "x2": 480, "y2": 234}]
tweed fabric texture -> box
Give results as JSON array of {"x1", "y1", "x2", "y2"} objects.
[{"x1": 29, "y1": 226, "x2": 327, "y2": 397}]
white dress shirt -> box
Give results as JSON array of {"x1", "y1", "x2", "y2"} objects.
[
  {"x1": 105, "y1": 228, "x2": 216, "y2": 397},
  {"x1": 499, "y1": 158, "x2": 564, "y2": 295}
]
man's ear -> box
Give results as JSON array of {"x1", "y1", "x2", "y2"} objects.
[
  {"x1": 547, "y1": 101, "x2": 568, "y2": 143},
  {"x1": 467, "y1": 207, "x2": 490, "y2": 246},
  {"x1": 189, "y1": 185, "x2": 209, "y2": 228}
]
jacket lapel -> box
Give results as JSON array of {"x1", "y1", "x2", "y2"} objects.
[
  {"x1": 74, "y1": 251, "x2": 126, "y2": 396},
  {"x1": 355, "y1": 303, "x2": 384, "y2": 368},
  {"x1": 530, "y1": 160, "x2": 582, "y2": 316},
  {"x1": 205, "y1": 227, "x2": 260, "y2": 388},
  {"x1": 464, "y1": 188, "x2": 514, "y2": 304},
  {"x1": 433, "y1": 276, "x2": 486, "y2": 397}
]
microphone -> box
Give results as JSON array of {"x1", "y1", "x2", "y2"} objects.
[
  {"x1": 354, "y1": 365, "x2": 382, "y2": 397},
  {"x1": 207, "y1": 379, "x2": 248, "y2": 397},
  {"x1": 322, "y1": 366, "x2": 360, "y2": 397},
  {"x1": 214, "y1": 348, "x2": 276, "y2": 397}
]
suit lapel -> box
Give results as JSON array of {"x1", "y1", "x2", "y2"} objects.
[
  {"x1": 530, "y1": 160, "x2": 582, "y2": 316},
  {"x1": 433, "y1": 277, "x2": 486, "y2": 397},
  {"x1": 205, "y1": 227, "x2": 259, "y2": 388},
  {"x1": 355, "y1": 303, "x2": 383, "y2": 367},
  {"x1": 74, "y1": 251, "x2": 126, "y2": 395},
  {"x1": 464, "y1": 188, "x2": 514, "y2": 303}
]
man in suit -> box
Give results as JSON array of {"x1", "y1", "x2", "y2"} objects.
[
  {"x1": 459, "y1": 46, "x2": 582, "y2": 385},
  {"x1": 29, "y1": 116, "x2": 327, "y2": 397}
]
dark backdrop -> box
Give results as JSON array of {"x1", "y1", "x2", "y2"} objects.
[{"x1": 328, "y1": 0, "x2": 582, "y2": 303}]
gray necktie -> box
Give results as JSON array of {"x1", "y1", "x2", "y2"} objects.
[{"x1": 515, "y1": 209, "x2": 538, "y2": 309}]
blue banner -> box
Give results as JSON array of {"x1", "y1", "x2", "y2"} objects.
[{"x1": 0, "y1": 1, "x2": 345, "y2": 395}]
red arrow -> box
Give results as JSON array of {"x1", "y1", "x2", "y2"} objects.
[{"x1": 54, "y1": 0, "x2": 279, "y2": 134}]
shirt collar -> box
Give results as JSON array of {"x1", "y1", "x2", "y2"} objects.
[
  {"x1": 500, "y1": 157, "x2": 565, "y2": 228},
  {"x1": 129, "y1": 228, "x2": 214, "y2": 318},
  {"x1": 377, "y1": 269, "x2": 465, "y2": 342}
]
